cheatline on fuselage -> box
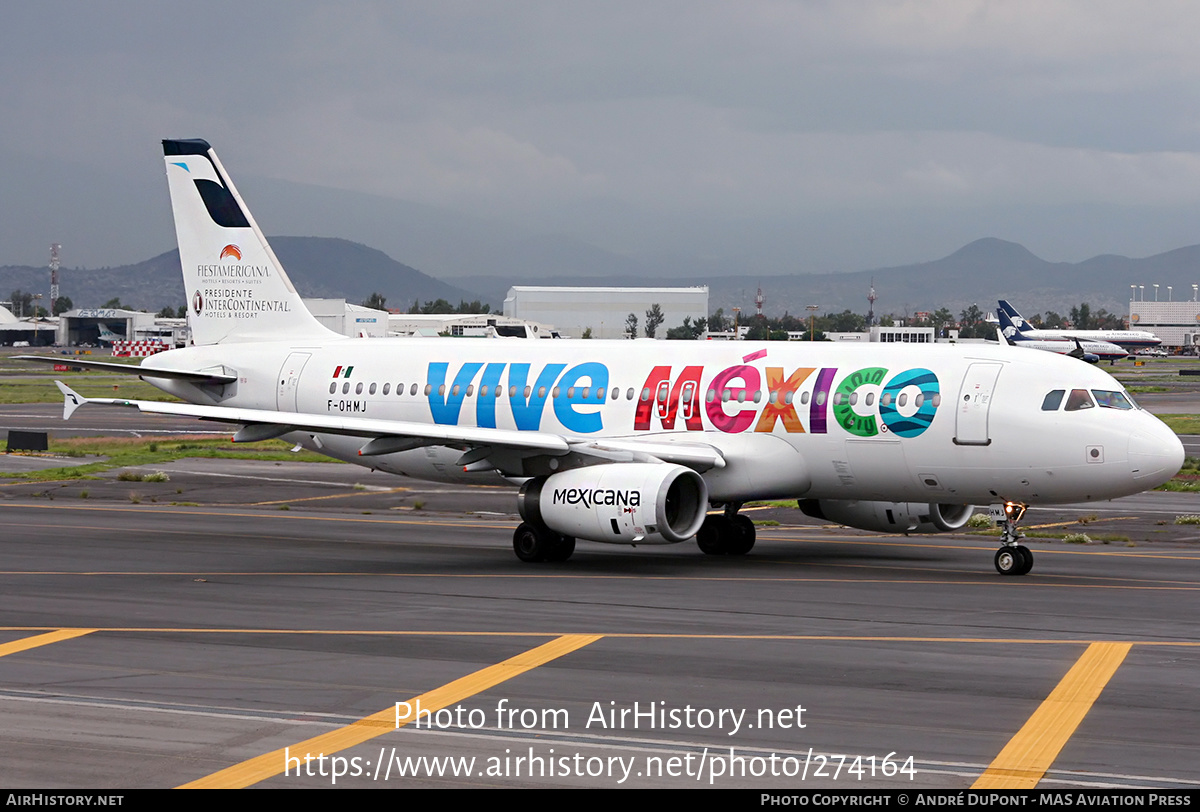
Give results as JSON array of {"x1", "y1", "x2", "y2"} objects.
[{"x1": 21, "y1": 140, "x2": 1185, "y2": 577}]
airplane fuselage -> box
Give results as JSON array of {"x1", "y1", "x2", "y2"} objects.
[{"x1": 143, "y1": 337, "x2": 1182, "y2": 508}]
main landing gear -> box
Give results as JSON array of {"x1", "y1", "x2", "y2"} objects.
[
  {"x1": 993, "y1": 502, "x2": 1033, "y2": 576},
  {"x1": 513, "y1": 522, "x2": 575, "y2": 563},
  {"x1": 696, "y1": 503, "x2": 756, "y2": 556}
]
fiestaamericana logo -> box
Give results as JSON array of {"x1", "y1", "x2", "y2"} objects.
[{"x1": 219, "y1": 244, "x2": 242, "y2": 261}]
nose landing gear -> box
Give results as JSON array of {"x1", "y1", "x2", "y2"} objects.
[{"x1": 994, "y1": 502, "x2": 1032, "y2": 576}]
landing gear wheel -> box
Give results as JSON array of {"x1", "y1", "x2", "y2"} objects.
[
  {"x1": 1014, "y1": 544, "x2": 1033, "y2": 575},
  {"x1": 696, "y1": 516, "x2": 729, "y2": 555},
  {"x1": 995, "y1": 546, "x2": 1028, "y2": 576},
  {"x1": 545, "y1": 535, "x2": 576, "y2": 563},
  {"x1": 728, "y1": 515, "x2": 756, "y2": 555},
  {"x1": 993, "y1": 502, "x2": 1032, "y2": 576},
  {"x1": 513, "y1": 522, "x2": 556, "y2": 563}
]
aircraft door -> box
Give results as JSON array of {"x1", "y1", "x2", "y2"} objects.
[
  {"x1": 954, "y1": 362, "x2": 1002, "y2": 446},
  {"x1": 277, "y1": 352, "x2": 312, "y2": 412}
]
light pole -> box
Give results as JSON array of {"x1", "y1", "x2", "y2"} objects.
[
  {"x1": 806, "y1": 305, "x2": 819, "y2": 341},
  {"x1": 31, "y1": 293, "x2": 42, "y2": 344}
]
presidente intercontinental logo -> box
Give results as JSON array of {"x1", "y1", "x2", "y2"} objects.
[{"x1": 191, "y1": 244, "x2": 290, "y2": 318}]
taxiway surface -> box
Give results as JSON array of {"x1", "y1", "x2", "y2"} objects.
[{"x1": 1, "y1": 483, "x2": 1199, "y2": 789}]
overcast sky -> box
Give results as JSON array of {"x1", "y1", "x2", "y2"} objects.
[{"x1": 5, "y1": 1, "x2": 1200, "y2": 275}]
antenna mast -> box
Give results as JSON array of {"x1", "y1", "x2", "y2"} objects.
[{"x1": 49, "y1": 243, "x2": 61, "y2": 306}]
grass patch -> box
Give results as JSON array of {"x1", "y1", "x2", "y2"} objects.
[
  {"x1": 0, "y1": 376, "x2": 181, "y2": 405},
  {"x1": 1156, "y1": 415, "x2": 1200, "y2": 435},
  {"x1": 0, "y1": 436, "x2": 337, "y2": 483},
  {"x1": 1127, "y1": 385, "x2": 1169, "y2": 393},
  {"x1": 1156, "y1": 479, "x2": 1200, "y2": 492},
  {"x1": 1156, "y1": 456, "x2": 1200, "y2": 492},
  {"x1": 753, "y1": 520, "x2": 781, "y2": 527},
  {"x1": 745, "y1": 499, "x2": 799, "y2": 509}
]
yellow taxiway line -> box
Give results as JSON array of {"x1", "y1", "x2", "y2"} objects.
[
  {"x1": 177, "y1": 633, "x2": 602, "y2": 789},
  {"x1": 972, "y1": 641, "x2": 1132, "y2": 789},
  {"x1": 0, "y1": 628, "x2": 95, "y2": 658}
]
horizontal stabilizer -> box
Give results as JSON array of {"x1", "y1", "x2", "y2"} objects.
[{"x1": 17, "y1": 356, "x2": 237, "y2": 385}]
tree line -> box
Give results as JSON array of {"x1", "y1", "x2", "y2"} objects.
[{"x1": 601, "y1": 302, "x2": 1129, "y2": 340}]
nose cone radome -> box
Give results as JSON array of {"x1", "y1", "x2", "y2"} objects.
[{"x1": 1128, "y1": 420, "x2": 1185, "y2": 488}]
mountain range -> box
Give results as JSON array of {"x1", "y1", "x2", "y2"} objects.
[{"x1": 2, "y1": 236, "x2": 1197, "y2": 320}]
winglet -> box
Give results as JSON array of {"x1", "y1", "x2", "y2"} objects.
[{"x1": 55, "y1": 381, "x2": 87, "y2": 420}]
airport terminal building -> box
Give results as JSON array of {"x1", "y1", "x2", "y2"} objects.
[
  {"x1": 1129, "y1": 300, "x2": 1200, "y2": 349},
  {"x1": 504, "y1": 286, "x2": 709, "y2": 340}
]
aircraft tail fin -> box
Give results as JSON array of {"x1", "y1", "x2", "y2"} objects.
[
  {"x1": 996, "y1": 300, "x2": 1033, "y2": 333},
  {"x1": 162, "y1": 140, "x2": 342, "y2": 346},
  {"x1": 996, "y1": 308, "x2": 1026, "y2": 342}
]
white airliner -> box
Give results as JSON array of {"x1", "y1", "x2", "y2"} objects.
[
  {"x1": 21, "y1": 140, "x2": 1185, "y2": 576},
  {"x1": 997, "y1": 300, "x2": 1162, "y2": 351},
  {"x1": 997, "y1": 310, "x2": 1129, "y2": 364}
]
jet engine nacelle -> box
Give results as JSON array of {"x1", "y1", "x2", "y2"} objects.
[
  {"x1": 798, "y1": 499, "x2": 974, "y2": 534},
  {"x1": 518, "y1": 463, "x2": 708, "y2": 545}
]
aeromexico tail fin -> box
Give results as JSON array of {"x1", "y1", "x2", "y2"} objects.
[
  {"x1": 996, "y1": 300, "x2": 1033, "y2": 333},
  {"x1": 996, "y1": 308, "x2": 1026, "y2": 342},
  {"x1": 162, "y1": 139, "x2": 342, "y2": 345}
]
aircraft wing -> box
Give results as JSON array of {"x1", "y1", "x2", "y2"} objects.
[
  {"x1": 18, "y1": 356, "x2": 238, "y2": 385},
  {"x1": 53, "y1": 382, "x2": 725, "y2": 473}
]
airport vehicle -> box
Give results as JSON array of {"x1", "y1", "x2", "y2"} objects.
[
  {"x1": 22, "y1": 140, "x2": 1186, "y2": 575},
  {"x1": 997, "y1": 310, "x2": 1129, "y2": 364},
  {"x1": 997, "y1": 300, "x2": 1162, "y2": 351}
]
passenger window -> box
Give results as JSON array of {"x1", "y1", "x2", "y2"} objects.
[
  {"x1": 369, "y1": 382, "x2": 377, "y2": 395},
  {"x1": 1041, "y1": 390, "x2": 1064, "y2": 411},
  {"x1": 328, "y1": 382, "x2": 336, "y2": 394},
  {"x1": 382, "y1": 383, "x2": 390, "y2": 395},
  {"x1": 1065, "y1": 389, "x2": 1094, "y2": 411}
]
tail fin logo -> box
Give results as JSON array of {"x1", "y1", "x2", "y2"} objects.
[
  {"x1": 219, "y1": 244, "x2": 242, "y2": 261},
  {"x1": 192, "y1": 290, "x2": 204, "y2": 315}
]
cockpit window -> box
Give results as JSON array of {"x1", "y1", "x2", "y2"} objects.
[
  {"x1": 1092, "y1": 390, "x2": 1134, "y2": 410},
  {"x1": 1041, "y1": 390, "x2": 1065, "y2": 411},
  {"x1": 1064, "y1": 389, "x2": 1094, "y2": 411}
]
